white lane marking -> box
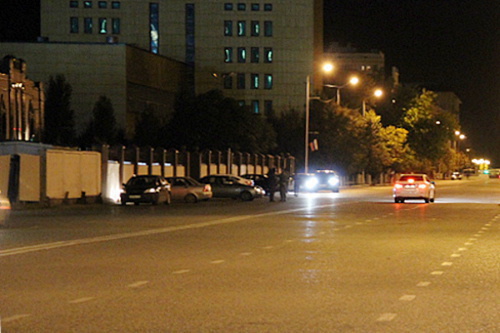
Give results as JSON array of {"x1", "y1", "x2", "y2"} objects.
[
  {"x1": 211, "y1": 260, "x2": 225, "y2": 264},
  {"x1": 474, "y1": 234, "x2": 481, "y2": 237},
  {"x1": 468, "y1": 238, "x2": 477, "y2": 241},
  {"x1": 477, "y1": 231, "x2": 484, "y2": 234},
  {"x1": 457, "y1": 247, "x2": 467, "y2": 251},
  {"x1": 376, "y1": 313, "x2": 397, "y2": 322},
  {"x1": 69, "y1": 297, "x2": 95, "y2": 304},
  {"x1": 441, "y1": 262, "x2": 453, "y2": 266},
  {"x1": 481, "y1": 227, "x2": 489, "y2": 230},
  {"x1": 128, "y1": 281, "x2": 149, "y2": 288},
  {"x1": 172, "y1": 269, "x2": 190, "y2": 274},
  {"x1": 484, "y1": 223, "x2": 491, "y2": 226},
  {"x1": 450, "y1": 253, "x2": 461, "y2": 258},
  {"x1": 399, "y1": 295, "x2": 416, "y2": 301},
  {"x1": 0, "y1": 204, "x2": 339, "y2": 257},
  {"x1": 417, "y1": 281, "x2": 431, "y2": 287},
  {"x1": 431, "y1": 271, "x2": 444, "y2": 275},
  {"x1": 240, "y1": 252, "x2": 252, "y2": 256},
  {"x1": 1, "y1": 314, "x2": 31, "y2": 323},
  {"x1": 262, "y1": 246, "x2": 274, "y2": 250}
]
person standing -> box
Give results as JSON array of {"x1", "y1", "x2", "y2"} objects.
[
  {"x1": 278, "y1": 169, "x2": 290, "y2": 202},
  {"x1": 268, "y1": 168, "x2": 277, "y2": 202}
]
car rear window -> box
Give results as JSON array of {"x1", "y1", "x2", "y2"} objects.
[{"x1": 399, "y1": 175, "x2": 424, "y2": 181}]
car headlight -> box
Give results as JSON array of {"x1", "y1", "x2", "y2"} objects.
[
  {"x1": 305, "y1": 177, "x2": 319, "y2": 189},
  {"x1": 328, "y1": 176, "x2": 339, "y2": 186},
  {"x1": 144, "y1": 188, "x2": 158, "y2": 193}
]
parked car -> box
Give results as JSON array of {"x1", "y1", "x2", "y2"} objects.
[
  {"x1": 165, "y1": 176, "x2": 212, "y2": 203},
  {"x1": 451, "y1": 171, "x2": 462, "y2": 180},
  {"x1": 487, "y1": 168, "x2": 500, "y2": 179},
  {"x1": 393, "y1": 174, "x2": 435, "y2": 203},
  {"x1": 121, "y1": 175, "x2": 171, "y2": 205},
  {"x1": 241, "y1": 173, "x2": 275, "y2": 195},
  {"x1": 198, "y1": 174, "x2": 264, "y2": 201}
]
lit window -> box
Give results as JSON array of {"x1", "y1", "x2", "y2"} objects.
[
  {"x1": 264, "y1": 21, "x2": 273, "y2": 37},
  {"x1": 70, "y1": 1, "x2": 78, "y2": 8},
  {"x1": 84, "y1": 1, "x2": 92, "y2": 8},
  {"x1": 251, "y1": 47, "x2": 259, "y2": 63},
  {"x1": 111, "y1": 1, "x2": 120, "y2": 9},
  {"x1": 84, "y1": 17, "x2": 93, "y2": 33},
  {"x1": 98, "y1": 18, "x2": 107, "y2": 34},
  {"x1": 264, "y1": 48, "x2": 273, "y2": 63},
  {"x1": 251, "y1": 21, "x2": 260, "y2": 36},
  {"x1": 251, "y1": 3, "x2": 260, "y2": 11},
  {"x1": 223, "y1": 74, "x2": 233, "y2": 89},
  {"x1": 224, "y1": 3, "x2": 233, "y2": 11},
  {"x1": 224, "y1": 21, "x2": 233, "y2": 36},
  {"x1": 98, "y1": 1, "x2": 107, "y2": 8},
  {"x1": 237, "y1": 21, "x2": 246, "y2": 36},
  {"x1": 70, "y1": 17, "x2": 79, "y2": 33},
  {"x1": 237, "y1": 47, "x2": 246, "y2": 63},
  {"x1": 264, "y1": 4, "x2": 273, "y2": 11},
  {"x1": 252, "y1": 100, "x2": 260, "y2": 114},
  {"x1": 237, "y1": 73, "x2": 245, "y2": 89},
  {"x1": 224, "y1": 47, "x2": 233, "y2": 63},
  {"x1": 150, "y1": 3, "x2": 159, "y2": 54},
  {"x1": 112, "y1": 18, "x2": 120, "y2": 34},
  {"x1": 264, "y1": 74, "x2": 273, "y2": 89},
  {"x1": 251, "y1": 74, "x2": 259, "y2": 89},
  {"x1": 237, "y1": 3, "x2": 246, "y2": 11}
]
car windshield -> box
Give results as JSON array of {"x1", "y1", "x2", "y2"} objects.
[
  {"x1": 399, "y1": 175, "x2": 424, "y2": 182},
  {"x1": 128, "y1": 177, "x2": 157, "y2": 186}
]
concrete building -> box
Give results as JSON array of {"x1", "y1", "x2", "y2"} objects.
[
  {"x1": 0, "y1": 43, "x2": 190, "y2": 136},
  {"x1": 0, "y1": 56, "x2": 44, "y2": 141},
  {"x1": 38, "y1": 0, "x2": 324, "y2": 117}
]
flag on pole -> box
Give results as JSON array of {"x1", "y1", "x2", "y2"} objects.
[{"x1": 309, "y1": 139, "x2": 319, "y2": 151}]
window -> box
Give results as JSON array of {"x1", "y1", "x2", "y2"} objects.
[
  {"x1": 237, "y1": 3, "x2": 246, "y2": 11},
  {"x1": 237, "y1": 47, "x2": 246, "y2": 63},
  {"x1": 264, "y1": 100, "x2": 273, "y2": 116},
  {"x1": 224, "y1": 3, "x2": 233, "y2": 10},
  {"x1": 237, "y1": 21, "x2": 246, "y2": 36},
  {"x1": 252, "y1": 100, "x2": 260, "y2": 114},
  {"x1": 150, "y1": 3, "x2": 159, "y2": 54},
  {"x1": 84, "y1": 17, "x2": 93, "y2": 33},
  {"x1": 84, "y1": 1, "x2": 92, "y2": 8},
  {"x1": 223, "y1": 74, "x2": 233, "y2": 89},
  {"x1": 251, "y1": 47, "x2": 259, "y2": 63},
  {"x1": 264, "y1": 74, "x2": 273, "y2": 89},
  {"x1": 251, "y1": 3, "x2": 260, "y2": 11},
  {"x1": 237, "y1": 73, "x2": 245, "y2": 89},
  {"x1": 251, "y1": 74, "x2": 259, "y2": 89},
  {"x1": 224, "y1": 21, "x2": 233, "y2": 36},
  {"x1": 251, "y1": 21, "x2": 260, "y2": 36},
  {"x1": 70, "y1": 1, "x2": 78, "y2": 8},
  {"x1": 98, "y1": 1, "x2": 107, "y2": 8},
  {"x1": 264, "y1": 4, "x2": 273, "y2": 11},
  {"x1": 70, "y1": 17, "x2": 79, "y2": 33},
  {"x1": 98, "y1": 18, "x2": 107, "y2": 34},
  {"x1": 111, "y1": 1, "x2": 120, "y2": 9},
  {"x1": 112, "y1": 18, "x2": 120, "y2": 34},
  {"x1": 264, "y1": 21, "x2": 273, "y2": 36},
  {"x1": 224, "y1": 47, "x2": 233, "y2": 63},
  {"x1": 185, "y1": 4, "x2": 195, "y2": 65},
  {"x1": 264, "y1": 48, "x2": 273, "y2": 63}
]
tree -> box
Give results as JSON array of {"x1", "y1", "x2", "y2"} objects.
[
  {"x1": 44, "y1": 74, "x2": 75, "y2": 145},
  {"x1": 80, "y1": 95, "x2": 118, "y2": 146},
  {"x1": 134, "y1": 106, "x2": 164, "y2": 147}
]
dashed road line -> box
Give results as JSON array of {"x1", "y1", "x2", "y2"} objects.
[
  {"x1": 376, "y1": 313, "x2": 397, "y2": 322},
  {"x1": 69, "y1": 297, "x2": 95, "y2": 304},
  {"x1": 431, "y1": 271, "x2": 444, "y2": 275},
  {"x1": 1, "y1": 314, "x2": 31, "y2": 323},
  {"x1": 127, "y1": 281, "x2": 149, "y2": 288},
  {"x1": 172, "y1": 269, "x2": 190, "y2": 274},
  {"x1": 417, "y1": 281, "x2": 431, "y2": 287},
  {"x1": 399, "y1": 295, "x2": 416, "y2": 301},
  {"x1": 210, "y1": 260, "x2": 225, "y2": 264}
]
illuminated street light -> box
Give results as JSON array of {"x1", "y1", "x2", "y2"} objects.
[
  {"x1": 362, "y1": 88, "x2": 384, "y2": 116},
  {"x1": 324, "y1": 76, "x2": 360, "y2": 105},
  {"x1": 305, "y1": 63, "x2": 333, "y2": 173}
]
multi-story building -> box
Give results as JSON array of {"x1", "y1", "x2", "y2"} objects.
[{"x1": 39, "y1": 0, "x2": 325, "y2": 117}]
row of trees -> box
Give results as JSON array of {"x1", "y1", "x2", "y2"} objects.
[{"x1": 42, "y1": 75, "x2": 468, "y2": 180}]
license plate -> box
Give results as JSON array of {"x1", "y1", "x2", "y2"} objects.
[{"x1": 130, "y1": 195, "x2": 141, "y2": 199}]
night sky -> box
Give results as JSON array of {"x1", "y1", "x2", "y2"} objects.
[{"x1": 1, "y1": 0, "x2": 498, "y2": 164}]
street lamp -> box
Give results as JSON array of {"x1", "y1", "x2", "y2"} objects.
[
  {"x1": 362, "y1": 88, "x2": 383, "y2": 116},
  {"x1": 324, "y1": 76, "x2": 359, "y2": 105},
  {"x1": 305, "y1": 63, "x2": 333, "y2": 173}
]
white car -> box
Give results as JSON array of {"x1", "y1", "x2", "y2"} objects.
[{"x1": 393, "y1": 174, "x2": 436, "y2": 203}]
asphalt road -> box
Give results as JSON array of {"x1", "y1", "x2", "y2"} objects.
[{"x1": 1, "y1": 175, "x2": 498, "y2": 332}]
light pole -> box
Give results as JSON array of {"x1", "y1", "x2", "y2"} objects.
[
  {"x1": 362, "y1": 88, "x2": 383, "y2": 116},
  {"x1": 324, "y1": 76, "x2": 359, "y2": 105}
]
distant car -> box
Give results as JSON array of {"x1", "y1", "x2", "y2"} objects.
[
  {"x1": 451, "y1": 172, "x2": 462, "y2": 180},
  {"x1": 487, "y1": 169, "x2": 500, "y2": 179},
  {"x1": 241, "y1": 173, "x2": 275, "y2": 195},
  {"x1": 166, "y1": 176, "x2": 212, "y2": 203},
  {"x1": 121, "y1": 175, "x2": 171, "y2": 205},
  {"x1": 295, "y1": 170, "x2": 340, "y2": 193},
  {"x1": 393, "y1": 174, "x2": 435, "y2": 203},
  {"x1": 198, "y1": 174, "x2": 263, "y2": 201}
]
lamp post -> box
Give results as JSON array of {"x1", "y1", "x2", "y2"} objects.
[
  {"x1": 324, "y1": 76, "x2": 359, "y2": 105},
  {"x1": 362, "y1": 88, "x2": 383, "y2": 116}
]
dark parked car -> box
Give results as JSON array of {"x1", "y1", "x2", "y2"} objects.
[
  {"x1": 198, "y1": 174, "x2": 264, "y2": 201},
  {"x1": 165, "y1": 176, "x2": 213, "y2": 203},
  {"x1": 241, "y1": 173, "x2": 276, "y2": 195},
  {"x1": 120, "y1": 175, "x2": 171, "y2": 205}
]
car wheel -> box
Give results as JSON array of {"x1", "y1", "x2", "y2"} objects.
[
  {"x1": 430, "y1": 198, "x2": 435, "y2": 203},
  {"x1": 121, "y1": 200, "x2": 127, "y2": 206},
  {"x1": 424, "y1": 198, "x2": 430, "y2": 203},
  {"x1": 184, "y1": 194, "x2": 197, "y2": 203},
  {"x1": 241, "y1": 191, "x2": 254, "y2": 201},
  {"x1": 394, "y1": 198, "x2": 399, "y2": 203}
]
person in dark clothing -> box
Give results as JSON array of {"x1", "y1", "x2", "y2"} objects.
[
  {"x1": 267, "y1": 168, "x2": 277, "y2": 202},
  {"x1": 278, "y1": 170, "x2": 290, "y2": 202}
]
